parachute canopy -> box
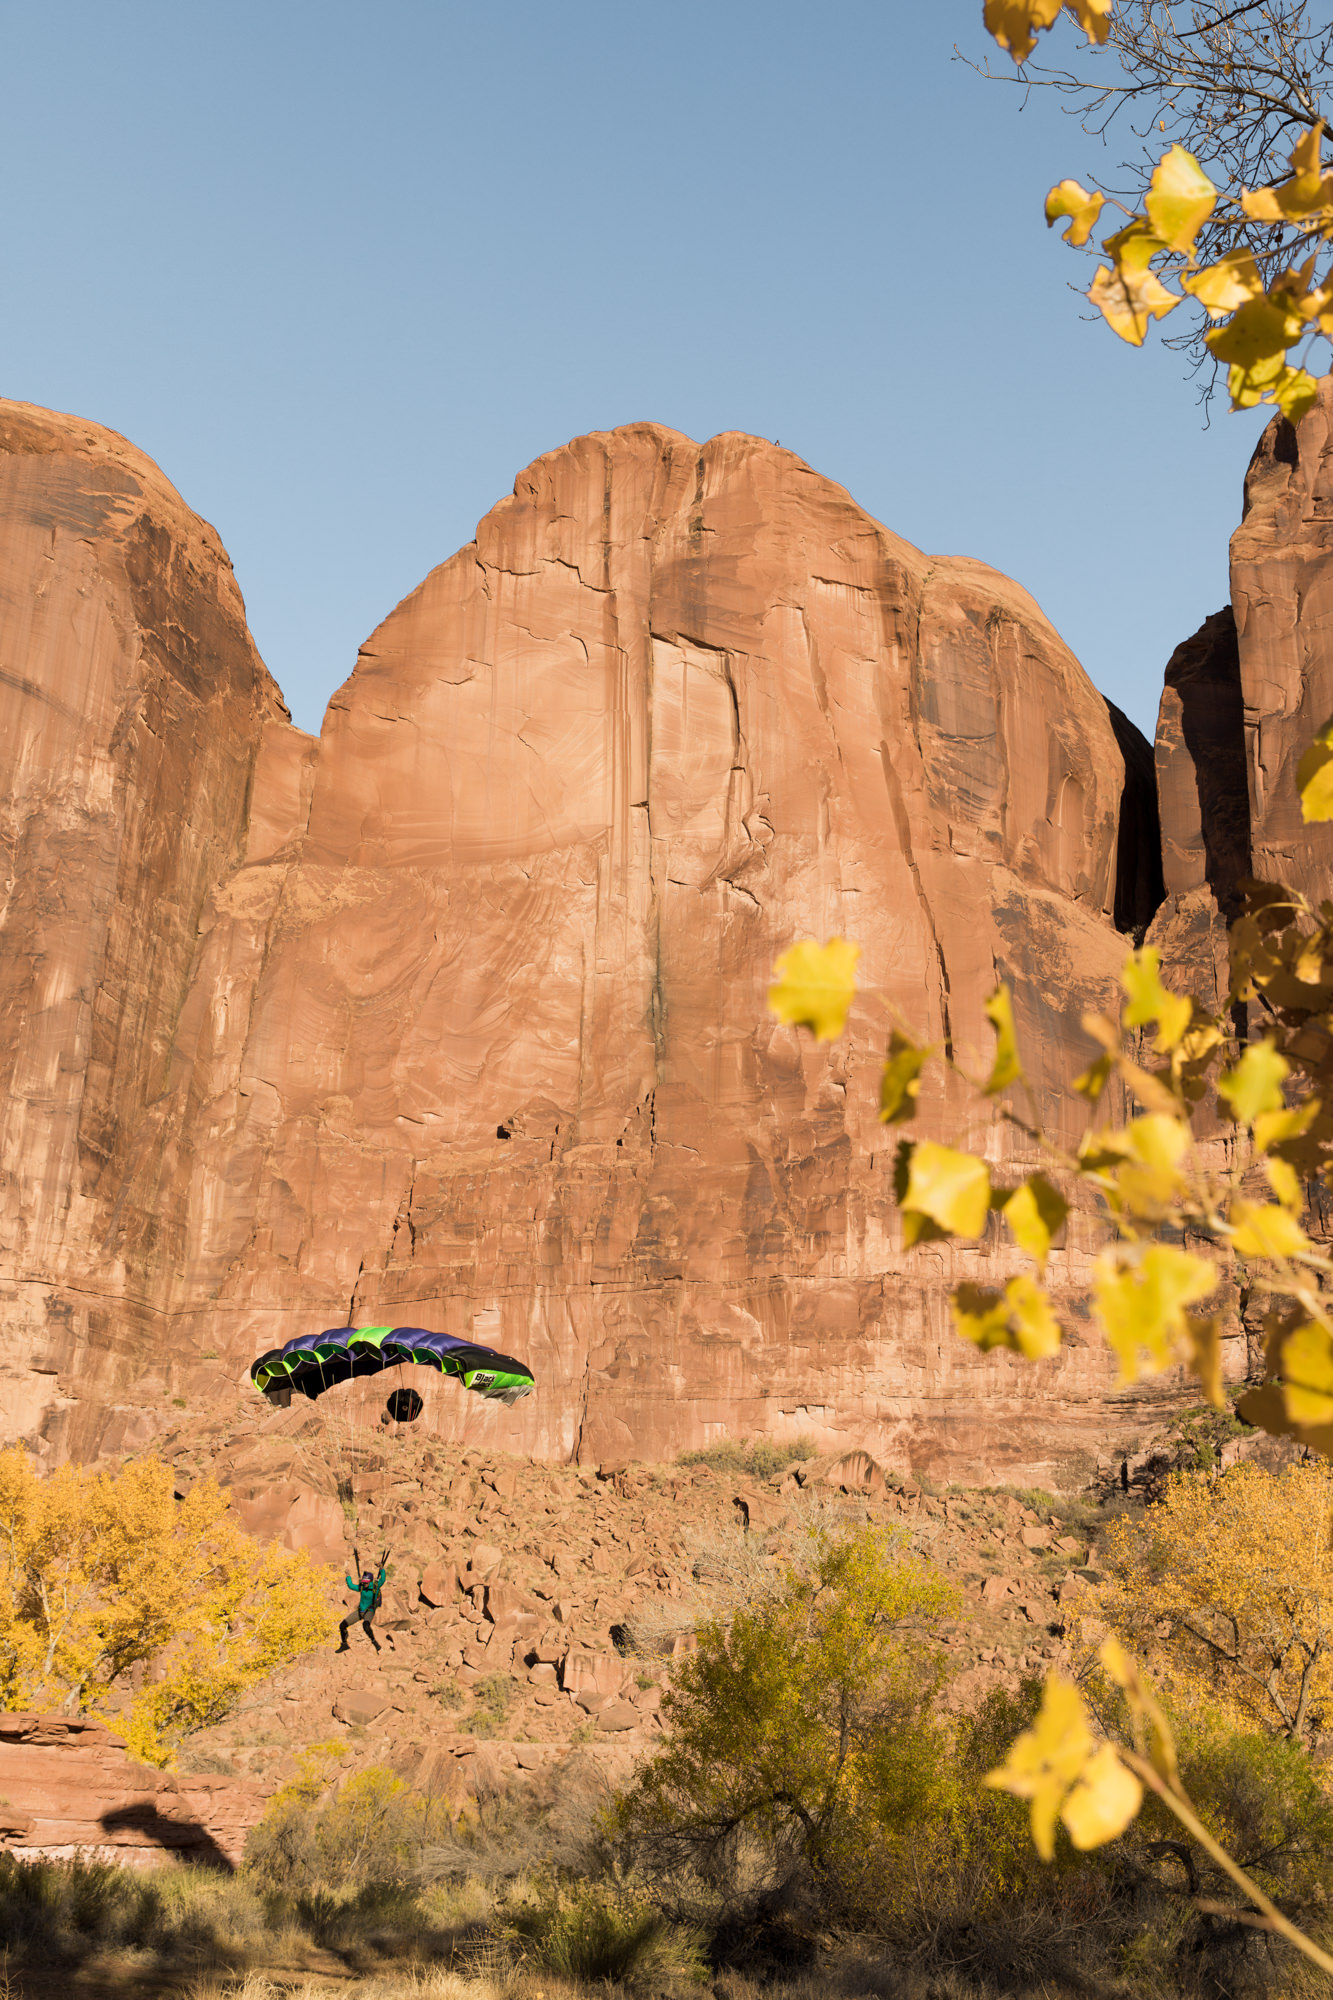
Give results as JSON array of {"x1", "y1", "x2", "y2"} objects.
[{"x1": 250, "y1": 1325, "x2": 535, "y2": 1407}]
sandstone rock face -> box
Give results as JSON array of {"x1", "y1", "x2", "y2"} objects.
[
  {"x1": 1147, "y1": 386, "x2": 1333, "y2": 1024},
  {"x1": 0, "y1": 405, "x2": 1171, "y2": 1486},
  {"x1": 0, "y1": 1713, "x2": 263, "y2": 1867},
  {"x1": 1231, "y1": 377, "x2": 1333, "y2": 901},
  {"x1": 0, "y1": 402, "x2": 289, "y2": 1459},
  {"x1": 1146, "y1": 606, "x2": 1246, "y2": 1017}
]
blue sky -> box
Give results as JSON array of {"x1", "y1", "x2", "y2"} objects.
[{"x1": 1, "y1": 1, "x2": 1269, "y2": 740}]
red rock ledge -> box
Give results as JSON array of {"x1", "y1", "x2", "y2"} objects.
[{"x1": 0, "y1": 1714, "x2": 264, "y2": 1869}]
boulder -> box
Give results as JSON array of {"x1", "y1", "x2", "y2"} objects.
[
  {"x1": 821, "y1": 1451, "x2": 887, "y2": 1498},
  {"x1": 485, "y1": 1581, "x2": 541, "y2": 1624},
  {"x1": 332, "y1": 1689, "x2": 388, "y2": 1727},
  {"x1": 560, "y1": 1648, "x2": 626, "y2": 1702},
  {"x1": 218, "y1": 1479, "x2": 347, "y2": 1568},
  {"x1": 596, "y1": 1700, "x2": 640, "y2": 1734},
  {"x1": 419, "y1": 1561, "x2": 460, "y2": 1608}
]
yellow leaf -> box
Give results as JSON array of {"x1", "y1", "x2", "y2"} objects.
[
  {"x1": 1241, "y1": 124, "x2": 1333, "y2": 223},
  {"x1": 879, "y1": 1030, "x2": 930, "y2": 1125},
  {"x1": 1229, "y1": 1199, "x2": 1311, "y2": 1261},
  {"x1": 1094, "y1": 1244, "x2": 1218, "y2": 1386},
  {"x1": 1298, "y1": 715, "x2": 1333, "y2": 823},
  {"x1": 1003, "y1": 1174, "x2": 1068, "y2": 1271},
  {"x1": 903, "y1": 1141, "x2": 991, "y2": 1242},
  {"x1": 1008, "y1": 1273, "x2": 1064, "y2": 1359},
  {"x1": 1121, "y1": 1114, "x2": 1187, "y2": 1170},
  {"x1": 1088, "y1": 255, "x2": 1179, "y2": 346},
  {"x1": 1292, "y1": 122, "x2": 1326, "y2": 180},
  {"x1": 1120, "y1": 1059, "x2": 1185, "y2": 1118},
  {"x1": 1110, "y1": 1112, "x2": 1190, "y2": 1222},
  {"x1": 983, "y1": 0, "x2": 1062, "y2": 63},
  {"x1": 1182, "y1": 248, "x2": 1264, "y2": 318},
  {"x1": 1064, "y1": 0, "x2": 1112, "y2": 43},
  {"x1": 1144, "y1": 146, "x2": 1216, "y2": 254},
  {"x1": 952, "y1": 1283, "x2": 1010, "y2": 1353},
  {"x1": 1207, "y1": 297, "x2": 1304, "y2": 369},
  {"x1": 1274, "y1": 366, "x2": 1321, "y2": 423},
  {"x1": 985, "y1": 1672, "x2": 1099, "y2": 1862},
  {"x1": 768, "y1": 938, "x2": 860, "y2": 1042},
  {"x1": 1074, "y1": 1051, "x2": 1113, "y2": 1102},
  {"x1": 1185, "y1": 1314, "x2": 1224, "y2": 1409},
  {"x1": 1281, "y1": 1320, "x2": 1333, "y2": 1426},
  {"x1": 1045, "y1": 178, "x2": 1105, "y2": 246},
  {"x1": 1255, "y1": 1097, "x2": 1321, "y2": 1154},
  {"x1": 1121, "y1": 947, "x2": 1192, "y2": 1052},
  {"x1": 953, "y1": 1275, "x2": 1062, "y2": 1361},
  {"x1": 983, "y1": 983, "x2": 1025, "y2": 1096},
  {"x1": 1217, "y1": 1038, "x2": 1289, "y2": 1124},
  {"x1": 1098, "y1": 1637, "x2": 1179, "y2": 1786},
  {"x1": 1061, "y1": 1741, "x2": 1144, "y2": 1850},
  {"x1": 1229, "y1": 351, "x2": 1290, "y2": 410},
  {"x1": 1265, "y1": 1154, "x2": 1303, "y2": 1209}
]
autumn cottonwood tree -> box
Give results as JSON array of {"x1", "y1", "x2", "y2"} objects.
[
  {"x1": 1090, "y1": 1461, "x2": 1333, "y2": 1742},
  {"x1": 981, "y1": 2, "x2": 1333, "y2": 420},
  {"x1": 618, "y1": 1524, "x2": 957, "y2": 1905},
  {"x1": 0, "y1": 1448, "x2": 335, "y2": 1765}
]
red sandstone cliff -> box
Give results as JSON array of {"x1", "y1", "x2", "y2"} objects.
[
  {"x1": 0, "y1": 405, "x2": 1184, "y2": 1484},
  {"x1": 0, "y1": 403, "x2": 289, "y2": 1456}
]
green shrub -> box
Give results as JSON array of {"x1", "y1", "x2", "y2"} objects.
[
  {"x1": 505, "y1": 1880, "x2": 706, "y2": 1986},
  {"x1": 244, "y1": 1753, "x2": 448, "y2": 1889},
  {"x1": 677, "y1": 1436, "x2": 816, "y2": 1480},
  {"x1": 618, "y1": 1521, "x2": 957, "y2": 1908},
  {"x1": 0, "y1": 1852, "x2": 274, "y2": 1967},
  {"x1": 459, "y1": 1673, "x2": 513, "y2": 1737}
]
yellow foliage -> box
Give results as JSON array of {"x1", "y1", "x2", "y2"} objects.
[
  {"x1": 984, "y1": 0, "x2": 1110, "y2": 64},
  {"x1": 1093, "y1": 1462, "x2": 1333, "y2": 1742},
  {"x1": 1120, "y1": 945, "x2": 1191, "y2": 1053},
  {"x1": 1045, "y1": 178, "x2": 1104, "y2": 247},
  {"x1": 1279, "y1": 1319, "x2": 1333, "y2": 1427},
  {"x1": 1007, "y1": 19, "x2": 1333, "y2": 422},
  {"x1": 1205, "y1": 296, "x2": 1304, "y2": 369},
  {"x1": 982, "y1": 983, "x2": 1024, "y2": 1096},
  {"x1": 1144, "y1": 145, "x2": 1216, "y2": 254},
  {"x1": 1217, "y1": 1038, "x2": 1289, "y2": 1125},
  {"x1": 1088, "y1": 242, "x2": 1180, "y2": 346},
  {"x1": 620, "y1": 1522, "x2": 958, "y2": 1886},
  {"x1": 985, "y1": 1673, "x2": 1140, "y2": 1860},
  {"x1": 1092, "y1": 1242, "x2": 1217, "y2": 1387},
  {"x1": 1228, "y1": 1198, "x2": 1311, "y2": 1261},
  {"x1": 899, "y1": 1140, "x2": 992, "y2": 1243},
  {"x1": 767, "y1": 937, "x2": 860, "y2": 1042},
  {"x1": 1001, "y1": 1173, "x2": 1067, "y2": 1271},
  {"x1": 1182, "y1": 246, "x2": 1264, "y2": 317},
  {"x1": 879, "y1": 1029, "x2": 930, "y2": 1124},
  {"x1": 952, "y1": 1274, "x2": 1062, "y2": 1360},
  {"x1": 983, "y1": 0, "x2": 1063, "y2": 63},
  {"x1": 1241, "y1": 122, "x2": 1333, "y2": 224},
  {"x1": 0, "y1": 1448, "x2": 336, "y2": 1765},
  {"x1": 1298, "y1": 713, "x2": 1333, "y2": 823}
]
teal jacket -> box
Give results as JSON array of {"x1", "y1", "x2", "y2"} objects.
[{"x1": 346, "y1": 1567, "x2": 385, "y2": 1617}]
